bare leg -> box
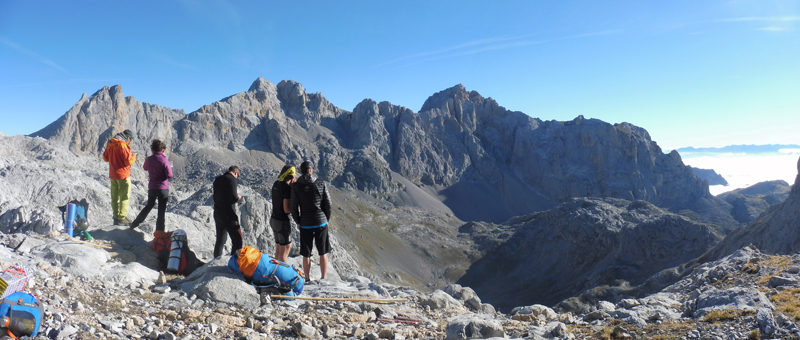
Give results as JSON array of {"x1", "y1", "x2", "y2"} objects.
[
  {"x1": 282, "y1": 243, "x2": 292, "y2": 263},
  {"x1": 303, "y1": 256, "x2": 311, "y2": 280},
  {"x1": 320, "y1": 254, "x2": 328, "y2": 279}
]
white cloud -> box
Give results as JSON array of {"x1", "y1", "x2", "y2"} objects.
[
  {"x1": 372, "y1": 34, "x2": 538, "y2": 68},
  {"x1": 1, "y1": 37, "x2": 69, "y2": 74},
  {"x1": 682, "y1": 153, "x2": 798, "y2": 195},
  {"x1": 375, "y1": 30, "x2": 621, "y2": 68},
  {"x1": 152, "y1": 53, "x2": 195, "y2": 70},
  {"x1": 758, "y1": 26, "x2": 791, "y2": 31},
  {"x1": 716, "y1": 16, "x2": 800, "y2": 22}
]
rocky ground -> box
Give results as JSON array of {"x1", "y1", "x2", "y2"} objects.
[{"x1": 4, "y1": 224, "x2": 800, "y2": 339}]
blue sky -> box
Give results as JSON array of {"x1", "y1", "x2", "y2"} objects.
[{"x1": 1, "y1": 0, "x2": 799, "y2": 150}]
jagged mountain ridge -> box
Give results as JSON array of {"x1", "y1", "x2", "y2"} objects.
[{"x1": 32, "y1": 78, "x2": 735, "y2": 226}]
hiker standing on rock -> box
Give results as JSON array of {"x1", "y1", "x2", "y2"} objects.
[
  {"x1": 290, "y1": 160, "x2": 332, "y2": 282},
  {"x1": 130, "y1": 139, "x2": 173, "y2": 231},
  {"x1": 102, "y1": 129, "x2": 137, "y2": 226},
  {"x1": 270, "y1": 165, "x2": 296, "y2": 263},
  {"x1": 213, "y1": 166, "x2": 243, "y2": 258}
]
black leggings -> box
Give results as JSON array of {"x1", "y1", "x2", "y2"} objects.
[
  {"x1": 213, "y1": 209, "x2": 242, "y2": 258},
  {"x1": 132, "y1": 189, "x2": 169, "y2": 231}
]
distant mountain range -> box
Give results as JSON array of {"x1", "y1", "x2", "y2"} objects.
[{"x1": 677, "y1": 144, "x2": 800, "y2": 154}]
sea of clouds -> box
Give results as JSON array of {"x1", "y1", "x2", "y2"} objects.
[{"x1": 681, "y1": 149, "x2": 800, "y2": 196}]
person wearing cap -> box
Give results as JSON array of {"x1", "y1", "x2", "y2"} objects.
[
  {"x1": 129, "y1": 139, "x2": 173, "y2": 231},
  {"x1": 270, "y1": 165, "x2": 296, "y2": 262},
  {"x1": 290, "y1": 160, "x2": 332, "y2": 282},
  {"x1": 213, "y1": 165, "x2": 243, "y2": 258},
  {"x1": 102, "y1": 129, "x2": 137, "y2": 226}
]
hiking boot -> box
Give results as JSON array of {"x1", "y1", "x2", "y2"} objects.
[{"x1": 114, "y1": 217, "x2": 133, "y2": 226}]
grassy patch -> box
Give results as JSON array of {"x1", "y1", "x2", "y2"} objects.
[
  {"x1": 569, "y1": 319, "x2": 697, "y2": 340},
  {"x1": 701, "y1": 309, "x2": 754, "y2": 323},
  {"x1": 770, "y1": 287, "x2": 800, "y2": 320},
  {"x1": 643, "y1": 320, "x2": 697, "y2": 339},
  {"x1": 758, "y1": 255, "x2": 793, "y2": 271}
]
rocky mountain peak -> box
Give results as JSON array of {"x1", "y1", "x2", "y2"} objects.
[
  {"x1": 275, "y1": 79, "x2": 339, "y2": 128},
  {"x1": 248, "y1": 77, "x2": 274, "y2": 93},
  {"x1": 277, "y1": 79, "x2": 307, "y2": 101},
  {"x1": 31, "y1": 84, "x2": 184, "y2": 155},
  {"x1": 419, "y1": 84, "x2": 471, "y2": 113}
]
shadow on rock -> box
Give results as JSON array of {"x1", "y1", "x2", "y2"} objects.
[{"x1": 90, "y1": 227, "x2": 160, "y2": 270}]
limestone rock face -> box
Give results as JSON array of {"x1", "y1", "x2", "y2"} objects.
[
  {"x1": 691, "y1": 167, "x2": 728, "y2": 186},
  {"x1": 693, "y1": 287, "x2": 774, "y2": 318},
  {"x1": 31, "y1": 85, "x2": 184, "y2": 156},
  {"x1": 404, "y1": 86, "x2": 735, "y2": 225},
  {"x1": 458, "y1": 197, "x2": 724, "y2": 312},
  {"x1": 174, "y1": 77, "x2": 286, "y2": 154}
]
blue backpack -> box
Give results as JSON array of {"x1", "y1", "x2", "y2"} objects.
[
  {"x1": 0, "y1": 292, "x2": 44, "y2": 338},
  {"x1": 228, "y1": 246, "x2": 305, "y2": 297},
  {"x1": 58, "y1": 199, "x2": 90, "y2": 232}
]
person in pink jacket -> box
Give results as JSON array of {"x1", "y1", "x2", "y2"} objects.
[{"x1": 130, "y1": 139, "x2": 173, "y2": 231}]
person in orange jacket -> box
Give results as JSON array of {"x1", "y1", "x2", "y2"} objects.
[{"x1": 102, "y1": 129, "x2": 137, "y2": 225}]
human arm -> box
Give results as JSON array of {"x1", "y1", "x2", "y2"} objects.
[
  {"x1": 321, "y1": 183, "x2": 332, "y2": 222},
  {"x1": 283, "y1": 199, "x2": 291, "y2": 214},
  {"x1": 282, "y1": 182, "x2": 292, "y2": 214},
  {"x1": 123, "y1": 144, "x2": 136, "y2": 166},
  {"x1": 166, "y1": 158, "x2": 174, "y2": 180},
  {"x1": 102, "y1": 143, "x2": 110, "y2": 162},
  {"x1": 230, "y1": 176, "x2": 240, "y2": 202},
  {"x1": 289, "y1": 185, "x2": 300, "y2": 224}
]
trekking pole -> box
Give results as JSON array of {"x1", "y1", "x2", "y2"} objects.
[
  {"x1": 270, "y1": 295, "x2": 406, "y2": 303},
  {"x1": 70, "y1": 240, "x2": 113, "y2": 250}
]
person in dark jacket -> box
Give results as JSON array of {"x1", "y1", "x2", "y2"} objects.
[
  {"x1": 270, "y1": 165, "x2": 296, "y2": 263},
  {"x1": 213, "y1": 166, "x2": 243, "y2": 258},
  {"x1": 130, "y1": 139, "x2": 173, "y2": 231},
  {"x1": 290, "y1": 160, "x2": 332, "y2": 282}
]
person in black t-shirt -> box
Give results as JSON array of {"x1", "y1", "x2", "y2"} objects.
[
  {"x1": 212, "y1": 166, "x2": 242, "y2": 258},
  {"x1": 270, "y1": 164, "x2": 296, "y2": 262}
]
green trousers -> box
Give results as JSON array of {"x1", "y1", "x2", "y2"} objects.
[{"x1": 111, "y1": 178, "x2": 131, "y2": 221}]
